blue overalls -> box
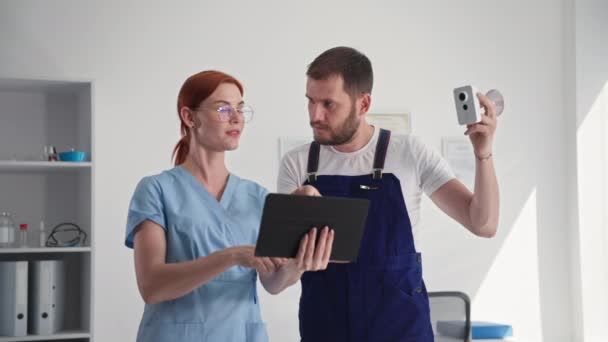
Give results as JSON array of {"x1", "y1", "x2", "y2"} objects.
[{"x1": 299, "y1": 129, "x2": 434, "y2": 342}]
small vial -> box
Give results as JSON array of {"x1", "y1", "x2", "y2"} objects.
[
  {"x1": 39, "y1": 221, "x2": 47, "y2": 247},
  {"x1": 19, "y1": 224, "x2": 28, "y2": 247},
  {"x1": 47, "y1": 146, "x2": 58, "y2": 162}
]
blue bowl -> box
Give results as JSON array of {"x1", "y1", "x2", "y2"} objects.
[{"x1": 58, "y1": 151, "x2": 87, "y2": 162}]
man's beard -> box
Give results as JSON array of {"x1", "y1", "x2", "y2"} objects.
[{"x1": 312, "y1": 107, "x2": 359, "y2": 146}]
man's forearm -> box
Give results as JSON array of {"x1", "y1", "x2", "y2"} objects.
[{"x1": 469, "y1": 156, "x2": 500, "y2": 237}]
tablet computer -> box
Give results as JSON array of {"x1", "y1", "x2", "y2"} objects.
[{"x1": 254, "y1": 193, "x2": 370, "y2": 261}]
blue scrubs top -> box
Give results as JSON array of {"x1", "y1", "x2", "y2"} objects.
[{"x1": 125, "y1": 166, "x2": 269, "y2": 342}]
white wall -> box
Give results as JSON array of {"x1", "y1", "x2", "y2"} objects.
[
  {"x1": 0, "y1": 1, "x2": 576, "y2": 341},
  {"x1": 570, "y1": 0, "x2": 608, "y2": 340}
]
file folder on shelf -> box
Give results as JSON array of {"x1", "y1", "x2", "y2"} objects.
[
  {"x1": 0, "y1": 261, "x2": 28, "y2": 337},
  {"x1": 28, "y1": 260, "x2": 65, "y2": 335}
]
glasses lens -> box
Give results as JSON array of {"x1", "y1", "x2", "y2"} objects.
[
  {"x1": 217, "y1": 105, "x2": 254, "y2": 122},
  {"x1": 217, "y1": 106, "x2": 232, "y2": 122},
  {"x1": 239, "y1": 106, "x2": 254, "y2": 122}
]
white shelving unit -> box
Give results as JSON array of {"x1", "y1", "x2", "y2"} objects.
[
  {"x1": 0, "y1": 331, "x2": 90, "y2": 342},
  {"x1": 0, "y1": 162, "x2": 92, "y2": 173},
  {"x1": 0, "y1": 77, "x2": 94, "y2": 342},
  {"x1": 0, "y1": 248, "x2": 91, "y2": 254}
]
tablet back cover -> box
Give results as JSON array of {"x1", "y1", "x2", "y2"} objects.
[{"x1": 255, "y1": 194, "x2": 370, "y2": 261}]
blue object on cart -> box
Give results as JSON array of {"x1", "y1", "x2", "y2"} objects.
[
  {"x1": 471, "y1": 321, "x2": 513, "y2": 339},
  {"x1": 437, "y1": 320, "x2": 513, "y2": 339}
]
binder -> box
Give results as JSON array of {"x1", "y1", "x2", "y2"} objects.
[
  {"x1": 0, "y1": 261, "x2": 28, "y2": 337},
  {"x1": 28, "y1": 260, "x2": 65, "y2": 335}
]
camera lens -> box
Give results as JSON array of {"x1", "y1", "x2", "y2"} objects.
[
  {"x1": 459, "y1": 92, "x2": 467, "y2": 101},
  {"x1": 463, "y1": 104, "x2": 468, "y2": 111}
]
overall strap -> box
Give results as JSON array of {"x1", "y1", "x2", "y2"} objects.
[
  {"x1": 372, "y1": 129, "x2": 391, "y2": 180},
  {"x1": 306, "y1": 141, "x2": 321, "y2": 183}
]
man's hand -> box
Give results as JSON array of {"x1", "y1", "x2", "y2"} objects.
[
  {"x1": 291, "y1": 185, "x2": 321, "y2": 197},
  {"x1": 465, "y1": 92, "x2": 497, "y2": 158}
]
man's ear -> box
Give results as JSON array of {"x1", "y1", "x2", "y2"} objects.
[{"x1": 358, "y1": 93, "x2": 372, "y2": 116}]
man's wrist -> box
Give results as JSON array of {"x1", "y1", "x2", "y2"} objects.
[{"x1": 475, "y1": 151, "x2": 493, "y2": 161}]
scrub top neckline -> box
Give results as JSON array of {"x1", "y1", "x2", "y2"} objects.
[{"x1": 174, "y1": 165, "x2": 236, "y2": 210}]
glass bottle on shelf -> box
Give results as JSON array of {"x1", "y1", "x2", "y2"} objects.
[
  {"x1": 39, "y1": 220, "x2": 47, "y2": 247},
  {"x1": 0, "y1": 212, "x2": 17, "y2": 247},
  {"x1": 19, "y1": 223, "x2": 28, "y2": 247}
]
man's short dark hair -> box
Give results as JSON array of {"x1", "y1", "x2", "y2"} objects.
[{"x1": 306, "y1": 46, "x2": 373, "y2": 98}]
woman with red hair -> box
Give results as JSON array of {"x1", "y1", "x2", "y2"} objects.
[{"x1": 125, "y1": 70, "x2": 334, "y2": 341}]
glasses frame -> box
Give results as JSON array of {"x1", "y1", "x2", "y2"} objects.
[{"x1": 192, "y1": 104, "x2": 254, "y2": 123}]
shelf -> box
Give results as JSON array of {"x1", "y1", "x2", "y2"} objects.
[
  {"x1": 0, "y1": 247, "x2": 91, "y2": 254},
  {"x1": 0, "y1": 78, "x2": 90, "y2": 93},
  {"x1": 0, "y1": 330, "x2": 90, "y2": 341},
  {"x1": 1, "y1": 77, "x2": 93, "y2": 341},
  {"x1": 0, "y1": 161, "x2": 91, "y2": 173}
]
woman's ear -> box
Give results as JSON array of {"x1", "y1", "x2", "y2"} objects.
[{"x1": 179, "y1": 107, "x2": 195, "y2": 128}]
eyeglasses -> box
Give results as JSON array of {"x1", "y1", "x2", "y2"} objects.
[
  {"x1": 45, "y1": 222, "x2": 88, "y2": 247},
  {"x1": 213, "y1": 104, "x2": 254, "y2": 123}
]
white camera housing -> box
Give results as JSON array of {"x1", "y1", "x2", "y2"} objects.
[{"x1": 453, "y1": 85, "x2": 483, "y2": 125}]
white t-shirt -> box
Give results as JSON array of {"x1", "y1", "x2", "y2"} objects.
[{"x1": 277, "y1": 127, "x2": 455, "y2": 239}]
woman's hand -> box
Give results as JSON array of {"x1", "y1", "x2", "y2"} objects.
[
  {"x1": 294, "y1": 226, "x2": 334, "y2": 271},
  {"x1": 230, "y1": 245, "x2": 288, "y2": 274}
]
